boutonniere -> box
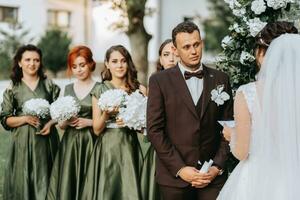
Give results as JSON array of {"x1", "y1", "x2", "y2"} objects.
[{"x1": 211, "y1": 84, "x2": 230, "y2": 106}]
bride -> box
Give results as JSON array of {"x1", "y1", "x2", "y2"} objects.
[{"x1": 217, "y1": 22, "x2": 300, "y2": 199}]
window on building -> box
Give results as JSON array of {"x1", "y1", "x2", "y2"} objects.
[
  {"x1": 48, "y1": 10, "x2": 71, "y2": 28},
  {"x1": 0, "y1": 6, "x2": 18, "y2": 23}
]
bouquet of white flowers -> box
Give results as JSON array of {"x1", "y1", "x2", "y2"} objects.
[
  {"x1": 22, "y1": 98, "x2": 50, "y2": 119},
  {"x1": 118, "y1": 90, "x2": 147, "y2": 132},
  {"x1": 98, "y1": 89, "x2": 128, "y2": 111},
  {"x1": 50, "y1": 96, "x2": 80, "y2": 122}
]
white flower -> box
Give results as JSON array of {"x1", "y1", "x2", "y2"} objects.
[
  {"x1": 221, "y1": 35, "x2": 233, "y2": 49},
  {"x1": 267, "y1": 0, "x2": 288, "y2": 9},
  {"x1": 247, "y1": 18, "x2": 267, "y2": 37},
  {"x1": 216, "y1": 55, "x2": 227, "y2": 62},
  {"x1": 251, "y1": 0, "x2": 267, "y2": 15},
  {"x1": 50, "y1": 96, "x2": 80, "y2": 122},
  {"x1": 240, "y1": 51, "x2": 256, "y2": 65},
  {"x1": 118, "y1": 90, "x2": 147, "y2": 131},
  {"x1": 224, "y1": 0, "x2": 242, "y2": 9},
  {"x1": 211, "y1": 85, "x2": 230, "y2": 106},
  {"x1": 98, "y1": 89, "x2": 128, "y2": 111},
  {"x1": 22, "y1": 98, "x2": 50, "y2": 118},
  {"x1": 229, "y1": 23, "x2": 246, "y2": 34},
  {"x1": 233, "y1": 8, "x2": 246, "y2": 17}
]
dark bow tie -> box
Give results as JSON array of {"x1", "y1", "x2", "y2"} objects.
[{"x1": 184, "y1": 70, "x2": 204, "y2": 80}]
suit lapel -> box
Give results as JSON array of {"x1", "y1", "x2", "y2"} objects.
[
  {"x1": 200, "y1": 65, "x2": 215, "y2": 119},
  {"x1": 170, "y1": 65, "x2": 199, "y2": 119}
]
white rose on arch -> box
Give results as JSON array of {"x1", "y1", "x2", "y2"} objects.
[
  {"x1": 246, "y1": 18, "x2": 267, "y2": 37},
  {"x1": 251, "y1": 0, "x2": 267, "y2": 15},
  {"x1": 240, "y1": 51, "x2": 256, "y2": 65},
  {"x1": 221, "y1": 35, "x2": 233, "y2": 49},
  {"x1": 267, "y1": 0, "x2": 288, "y2": 10}
]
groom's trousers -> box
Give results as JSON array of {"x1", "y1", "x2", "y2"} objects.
[{"x1": 159, "y1": 174, "x2": 227, "y2": 200}]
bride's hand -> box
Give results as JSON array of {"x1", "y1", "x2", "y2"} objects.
[{"x1": 222, "y1": 125, "x2": 234, "y2": 142}]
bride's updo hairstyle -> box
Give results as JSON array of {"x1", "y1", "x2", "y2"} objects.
[
  {"x1": 255, "y1": 21, "x2": 298, "y2": 52},
  {"x1": 254, "y1": 21, "x2": 298, "y2": 70}
]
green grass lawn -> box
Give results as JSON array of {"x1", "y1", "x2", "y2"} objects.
[{"x1": 0, "y1": 128, "x2": 11, "y2": 199}]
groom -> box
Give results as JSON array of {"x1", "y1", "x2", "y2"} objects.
[{"x1": 147, "y1": 21, "x2": 233, "y2": 200}]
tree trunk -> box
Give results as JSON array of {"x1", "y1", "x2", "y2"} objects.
[
  {"x1": 125, "y1": 0, "x2": 151, "y2": 85},
  {"x1": 127, "y1": 27, "x2": 151, "y2": 85}
]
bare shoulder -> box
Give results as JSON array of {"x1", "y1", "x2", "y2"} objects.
[{"x1": 234, "y1": 91, "x2": 250, "y2": 114}]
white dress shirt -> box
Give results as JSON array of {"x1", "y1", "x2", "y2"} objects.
[{"x1": 178, "y1": 62, "x2": 203, "y2": 105}]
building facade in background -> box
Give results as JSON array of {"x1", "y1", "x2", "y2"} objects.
[{"x1": 0, "y1": 0, "x2": 92, "y2": 45}]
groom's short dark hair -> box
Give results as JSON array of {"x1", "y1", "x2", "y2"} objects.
[{"x1": 172, "y1": 21, "x2": 200, "y2": 47}]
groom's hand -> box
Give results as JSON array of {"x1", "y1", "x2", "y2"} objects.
[
  {"x1": 178, "y1": 166, "x2": 202, "y2": 183},
  {"x1": 191, "y1": 166, "x2": 220, "y2": 188},
  {"x1": 191, "y1": 172, "x2": 211, "y2": 188},
  {"x1": 207, "y1": 166, "x2": 220, "y2": 181}
]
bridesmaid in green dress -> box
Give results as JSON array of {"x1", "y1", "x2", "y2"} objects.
[
  {"x1": 80, "y1": 45, "x2": 147, "y2": 200},
  {"x1": 138, "y1": 133, "x2": 161, "y2": 200},
  {"x1": 46, "y1": 46, "x2": 100, "y2": 200},
  {"x1": 0, "y1": 44, "x2": 60, "y2": 200}
]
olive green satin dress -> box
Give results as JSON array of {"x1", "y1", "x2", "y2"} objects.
[
  {"x1": 46, "y1": 82, "x2": 100, "y2": 200},
  {"x1": 0, "y1": 79, "x2": 60, "y2": 200},
  {"x1": 138, "y1": 134, "x2": 161, "y2": 200},
  {"x1": 80, "y1": 81, "x2": 143, "y2": 200}
]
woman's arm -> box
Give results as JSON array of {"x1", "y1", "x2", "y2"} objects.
[
  {"x1": 40, "y1": 119, "x2": 57, "y2": 135},
  {"x1": 92, "y1": 96, "x2": 109, "y2": 136},
  {"x1": 223, "y1": 92, "x2": 251, "y2": 160},
  {"x1": 6, "y1": 115, "x2": 40, "y2": 128}
]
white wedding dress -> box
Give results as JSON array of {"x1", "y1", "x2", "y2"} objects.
[{"x1": 218, "y1": 34, "x2": 300, "y2": 200}]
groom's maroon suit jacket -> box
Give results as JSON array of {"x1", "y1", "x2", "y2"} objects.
[{"x1": 147, "y1": 64, "x2": 233, "y2": 187}]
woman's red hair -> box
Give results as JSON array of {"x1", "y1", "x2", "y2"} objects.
[{"x1": 67, "y1": 45, "x2": 96, "y2": 76}]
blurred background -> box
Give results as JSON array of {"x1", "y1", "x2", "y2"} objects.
[{"x1": 0, "y1": 0, "x2": 235, "y2": 82}]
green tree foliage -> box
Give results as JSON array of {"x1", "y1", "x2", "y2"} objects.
[
  {"x1": 37, "y1": 29, "x2": 72, "y2": 77},
  {"x1": 0, "y1": 24, "x2": 32, "y2": 79},
  {"x1": 203, "y1": 0, "x2": 234, "y2": 54}
]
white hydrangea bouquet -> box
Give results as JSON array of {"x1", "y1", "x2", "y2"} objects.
[
  {"x1": 118, "y1": 90, "x2": 147, "y2": 133},
  {"x1": 97, "y1": 89, "x2": 128, "y2": 128},
  {"x1": 218, "y1": 0, "x2": 299, "y2": 89},
  {"x1": 50, "y1": 96, "x2": 81, "y2": 122},
  {"x1": 98, "y1": 89, "x2": 128, "y2": 111},
  {"x1": 22, "y1": 98, "x2": 50, "y2": 119},
  {"x1": 22, "y1": 98, "x2": 50, "y2": 134}
]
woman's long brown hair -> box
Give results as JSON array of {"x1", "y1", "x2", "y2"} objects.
[{"x1": 102, "y1": 45, "x2": 140, "y2": 93}]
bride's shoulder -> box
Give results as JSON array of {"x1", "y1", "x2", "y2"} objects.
[
  {"x1": 236, "y1": 82, "x2": 256, "y2": 94},
  {"x1": 236, "y1": 82, "x2": 257, "y2": 112}
]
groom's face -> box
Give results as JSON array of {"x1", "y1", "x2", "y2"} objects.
[{"x1": 174, "y1": 30, "x2": 203, "y2": 69}]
